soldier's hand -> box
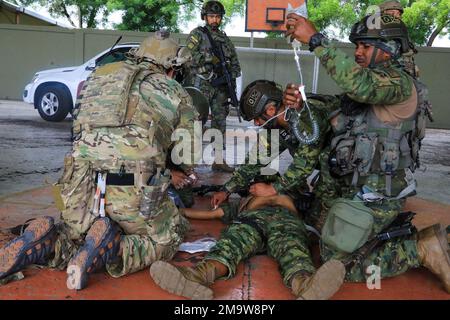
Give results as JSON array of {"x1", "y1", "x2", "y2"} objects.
[
  {"x1": 283, "y1": 83, "x2": 303, "y2": 109},
  {"x1": 285, "y1": 13, "x2": 318, "y2": 44},
  {"x1": 211, "y1": 191, "x2": 229, "y2": 209},
  {"x1": 171, "y1": 170, "x2": 192, "y2": 190},
  {"x1": 249, "y1": 183, "x2": 277, "y2": 197}
]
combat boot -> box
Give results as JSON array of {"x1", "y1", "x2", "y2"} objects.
[
  {"x1": 291, "y1": 259, "x2": 346, "y2": 300},
  {"x1": 66, "y1": 217, "x2": 121, "y2": 290},
  {"x1": 150, "y1": 260, "x2": 216, "y2": 300},
  {"x1": 212, "y1": 160, "x2": 235, "y2": 173},
  {"x1": 0, "y1": 216, "x2": 57, "y2": 280},
  {"x1": 417, "y1": 224, "x2": 450, "y2": 293}
]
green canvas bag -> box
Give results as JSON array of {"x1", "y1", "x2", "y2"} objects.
[{"x1": 321, "y1": 198, "x2": 374, "y2": 253}]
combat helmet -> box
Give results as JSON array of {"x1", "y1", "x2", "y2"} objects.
[
  {"x1": 349, "y1": 14, "x2": 410, "y2": 56},
  {"x1": 130, "y1": 30, "x2": 191, "y2": 69},
  {"x1": 201, "y1": 1, "x2": 225, "y2": 19},
  {"x1": 379, "y1": 1, "x2": 404, "y2": 14},
  {"x1": 240, "y1": 80, "x2": 283, "y2": 121}
]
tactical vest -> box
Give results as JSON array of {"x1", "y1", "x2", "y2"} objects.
[
  {"x1": 71, "y1": 61, "x2": 175, "y2": 177},
  {"x1": 329, "y1": 79, "x2": 432, "y2": 197}
]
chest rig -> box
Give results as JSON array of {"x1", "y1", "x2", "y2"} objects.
[{"x1": 329, "y1": 79, "x2": 432, "y2": 198}]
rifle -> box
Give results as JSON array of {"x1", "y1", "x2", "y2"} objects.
[
  {"x1": 200, "y1": 26, "x2": 242, "y2": 122},
  {"x1": 343, "y1": 211, "x2": 416, "y2": 270}
]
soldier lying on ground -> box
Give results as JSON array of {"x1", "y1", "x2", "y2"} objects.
[{"x1": 149, "y1": 80, "x2": 346, "y2": 300}]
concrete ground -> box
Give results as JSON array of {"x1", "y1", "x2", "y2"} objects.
[{"x1": 0, "y1": 100, "x2": 449, "y2": 300}]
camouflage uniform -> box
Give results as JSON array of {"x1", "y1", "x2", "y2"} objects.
[
  {"x1": 200, "y1": 98, "x2": 338, "y2": 285},
  {"x1": 206, "y1": 202, "x2": 314, "y2": 286},
  {"x1": 307, "y1": 40, "x2": 423, "y2": 281},
  {"x1": 185, "y1": 24, "x2": 241, "y2": 136},
  {"x1": 50, "y1": 60, "x2": 199, "y2": 277}
]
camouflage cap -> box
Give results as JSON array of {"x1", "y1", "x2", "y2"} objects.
[{"x1": 379, "y1": 1, "x2": 404, "y2": 13}]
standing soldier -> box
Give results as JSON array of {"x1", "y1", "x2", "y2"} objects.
[
  {"x1": 185, "y1": 0, "x2": 241, "y2": 172},
  {"x1": 0, "y1": 31, "x2": 200, "y2": 290},
  {"x1": 379, "y1": 0, "x2": 420, "y2": 78}
]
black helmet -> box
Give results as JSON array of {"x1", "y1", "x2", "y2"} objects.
[
  {"x1": 349, "y1": 14, "x2": 410, "y2": 54},
  {"x1": 240, "y1": 80, "x2": 283, "y2": 121},
  {"x1": 201, "y1": 1, "x2": 225, "y2": 19}
]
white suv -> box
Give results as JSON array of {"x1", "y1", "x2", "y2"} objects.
[{"x1": 23, "y1": 43, "x2": 139, "y2": 121}]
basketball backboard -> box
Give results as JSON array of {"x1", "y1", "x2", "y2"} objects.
[{"x1": 245, "y1": 0, "x2": 306, "y2": 32}]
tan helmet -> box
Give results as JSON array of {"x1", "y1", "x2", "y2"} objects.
[
  {"x1": 130, "y1": 30, "x2": 191, "y2": 69},
  {"x1": 379, "y1": 1, "x2": 404, "y2": 14}
]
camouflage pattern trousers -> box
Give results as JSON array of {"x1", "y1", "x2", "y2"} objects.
[
  {"x1": 187, "y1": 75, "x2": 230, "y2": 143},
  {"x1": 205, "y1": 204, "x2": 315, "y2": 287},
  {"x1": 49, "y1": 158, "x2": 189, "y2": 277},
  {"x1": 308, "y1": 151, "x2": 421, "y2": 282}
]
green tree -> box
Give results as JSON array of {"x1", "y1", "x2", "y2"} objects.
[
  {"x1": 108, "y1": 0, "x2": 245, "y2": 33},
  {"x1": 12, "y1": 0, "x2": 111, "y2": 28},
  {"x1": 305, "y1": 0, "x2": 449, "y2": 46}
]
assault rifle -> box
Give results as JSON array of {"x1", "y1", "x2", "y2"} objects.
[
  {"x1": 343, "y1": 211, "x2": 416, "y2": 270},
  {"x1": 200, "y1": 26, "x2": 242, "y2": 122}
]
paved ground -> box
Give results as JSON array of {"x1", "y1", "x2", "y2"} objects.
[{"x1": 1, "y1": 99, "x2": 450, "y2": 205}]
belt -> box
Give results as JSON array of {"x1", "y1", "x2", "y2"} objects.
[{"x1": 95, "y1": 172, "x2": 134, "y2": 186}]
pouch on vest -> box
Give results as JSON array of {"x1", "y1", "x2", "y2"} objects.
[
  {"x1": 75, "y1": 61, "x2": 141, "y2": 129},
  {"x1": 321, "y1": 198, "x2": 374, "y2": 253},
  {"x1": 139, "y1": 170, "x2": 170, "y2": 220},
  {"x1": 334, "y1": 137, "x2": 356, "y2": 175},
  {"x1": 353, "y1": 133, "x2": 378, "y2": 175}
]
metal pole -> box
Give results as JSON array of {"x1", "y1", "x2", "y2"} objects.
[{"x1": 250, "y1": 32, "x2": 254, "y2": 48}]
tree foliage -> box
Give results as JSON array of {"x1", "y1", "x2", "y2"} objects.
[
  {"x1": 13, "y1": 0, "x2": 110, "y2": 28},
  {"x1": 305, "y1": 0, "x2": 449, "y2": 46},
  {"x1": 13, "y1": 0, "x2": 448, "y2": 46},
  {"x1": 107, "y1": 0, "x2": 245, "y2": 33}
]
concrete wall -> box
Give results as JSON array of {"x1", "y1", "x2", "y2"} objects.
[
  {"x1": 0, "y1": 24, "x2": 449, "y2": 128},
  {"x1": 0, "y1": 5, "x2": 55, "y2": 26}
]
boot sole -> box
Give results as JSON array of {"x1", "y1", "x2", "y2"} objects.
[
  {"x1": 298, "y1": 259, "x2": 346, "y2": 300},
  {"x1": 66, "y1": 219, "x2": 111, "y2": 290},
  {"x1": 0, "y1": 217, "x2": 54, "y2": 276},
  {"x1": 150, "y1": 261, "x2": 214, "y2": 300}
]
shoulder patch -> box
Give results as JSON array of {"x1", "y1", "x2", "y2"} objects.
[{"x1": 187, "y1": 42, "x2": 195, "y2": 50}]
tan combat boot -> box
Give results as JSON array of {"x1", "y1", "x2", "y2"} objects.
[
  {"x1": 291, "y1": 259, "x2": 346, "y2": 300},
  {"x1": 150, "y1": 260, "x2": 216, "y2": 300},
  {"x1": 212, "y1": 160, "x2": 235, "y2": 173},
  {"x1": 417, "y1": 224, "x2": 450, "y2": 293}
]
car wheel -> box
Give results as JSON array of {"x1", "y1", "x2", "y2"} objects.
[{"x1": 36, "y1": 86, "x2": 71, "y2": 122}]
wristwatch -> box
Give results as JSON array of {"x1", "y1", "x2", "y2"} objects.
[{"x1": 308, "y1": 33, "x2": 327, "y2": 52}]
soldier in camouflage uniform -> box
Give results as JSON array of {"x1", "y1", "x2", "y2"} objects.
[
  {"x1": 184, "y1": 0, "x2": 241, "y2": 172},
  {"x1": 0, "y1": 32, "x2": 200, "y2": 290},
  {"x1": 379, "y1": 0, "x2": 420, "y2": 78},
  {"x1": 149, "y1": 80, "x2": 346, "y2": 300},
  {"x1": 284, "y1": 13, "x2": 449, "y2": 292}
]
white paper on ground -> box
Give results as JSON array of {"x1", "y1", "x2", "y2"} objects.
[{"x1": 178, "y1": 237, "x2": 217, "y2": 253}]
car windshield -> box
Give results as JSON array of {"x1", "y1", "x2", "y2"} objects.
[{"x1": 96, "y1": 47, "x2": 132, "y2": 67}]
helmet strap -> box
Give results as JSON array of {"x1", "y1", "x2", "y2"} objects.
[{"x1": 369, "y1": 47, "x2": 379, "y2": 69}]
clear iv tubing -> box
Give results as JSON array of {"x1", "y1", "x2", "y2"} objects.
[{"x1": 289, "y1": 40, "x2": 320, "y2": 145}]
